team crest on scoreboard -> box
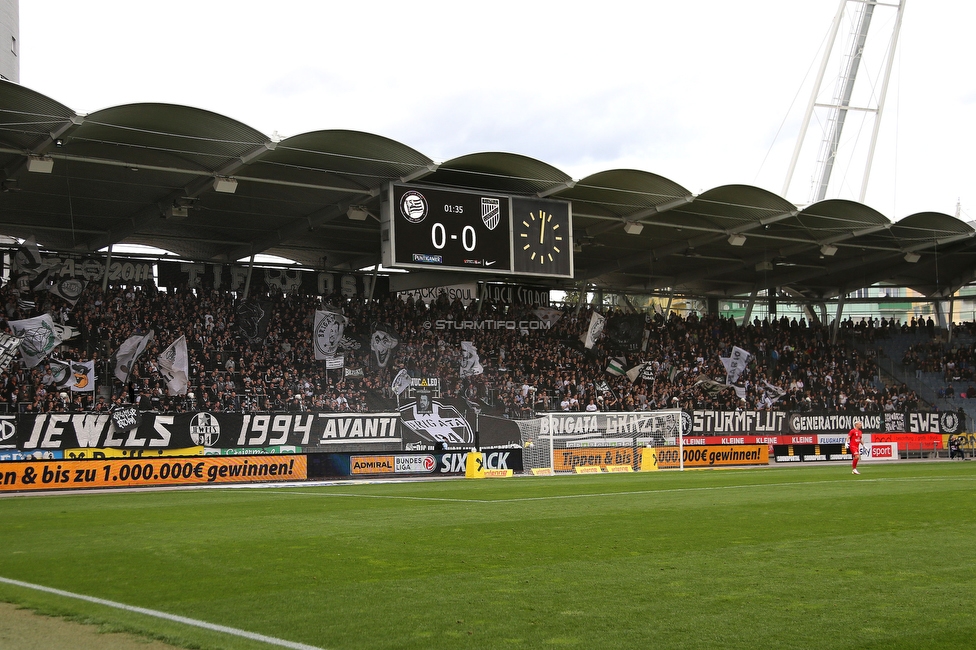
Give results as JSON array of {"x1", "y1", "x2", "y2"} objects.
[
  {"x1": 481, "y1": 197, "x2": 500, "y2": 231},
  {"x1": 400, "y1": 190, "x2": 428, "y2": 223}
]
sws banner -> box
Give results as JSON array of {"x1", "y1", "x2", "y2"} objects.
[{"x1": 13, "y1": 412, "x2": 400, "y2": 451}]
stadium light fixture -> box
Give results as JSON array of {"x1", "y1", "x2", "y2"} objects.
[
  {"x1": 623, "y1": 222, "x2": 643, "y2": 235},
  {"x1": 27, "y1": 155, "x2": 54, "y2": 174},
  {"x1": 820, "y1": 244, "x2": 838, "y2": 256},
  {"x1": 727, "y1": 234, "x2": 746, "y2": 246},
  {"x1": 213, "y1": 177, "x2": 238, "y2": 194},
  {"x1": 904, "y1": 252, "x2": 921, "y2": 263},
  {"x1": 347, "y1": 206, "x2": 370, "y2": 221}
]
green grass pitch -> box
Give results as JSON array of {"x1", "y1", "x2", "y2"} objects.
[{"x1": 1, "y1": 462, "x2": 975, "y2": 649}]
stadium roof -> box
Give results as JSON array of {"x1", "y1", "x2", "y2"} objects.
[{"x1": 1, "y1": 80, "x2": 974, "y2": 302}]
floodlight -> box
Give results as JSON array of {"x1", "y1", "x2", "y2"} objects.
[
  {"x1": 213, "y1": 177, "x2": 238, "y2": 193},
  {"x1": 27, "y1": 155, "x2": 54, "y2": 174}
]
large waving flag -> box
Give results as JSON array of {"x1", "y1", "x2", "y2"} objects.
[
  {"x1": 8, "y1": 314, "x2": 62, "y2": 368},
  {"x1": 581, "y1": 312, "x2": 606, "y2": 349},
  {"x1": 459, "y1": 341, "x2": 484, "y2": 377},
  {"x1": 13, "y1": 236, "x2": 43, "y2": 274},
  {"x1": 157, "y1": 335, "x2": 189, "y2": 395},
  {"x1": 113, "y1": 330, "x2": 155, "y2": 383},
  {"x1": 313, "y1": 310, "x2": 346, "y2": 361},
  {"x1": 723, "y1": 346, "x2": 753, "y2": 385}
]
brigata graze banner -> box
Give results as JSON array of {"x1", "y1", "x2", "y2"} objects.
[
  {"x1": 0, "y1": 455, "x2": 306, "y2": 492},
  {"x1": 9, "y1": 412, "x2": 400, "y2": 452}
]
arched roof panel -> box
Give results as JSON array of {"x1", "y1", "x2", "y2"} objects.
[
  {"x1": 0, "y1": 81, "x2": 972, "y2": 302},
  {"x1": 424, "y1": 152, "x2": 572, "y2": 195},
  {"x1": 562, "y1": 169, "x2": 692, "y2": 221}
]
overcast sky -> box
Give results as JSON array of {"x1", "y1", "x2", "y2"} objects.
[{"x1": 18, "y1": 1, "x2": 974, "y2": 222}]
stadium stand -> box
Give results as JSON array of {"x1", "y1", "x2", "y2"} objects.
[{"x1": 0, "y1": 277, "x2": 943, "y2": 419}]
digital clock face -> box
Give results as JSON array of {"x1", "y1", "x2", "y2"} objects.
[{"x1": 388, "y1": 184, "x2": 512, "y2": 273}]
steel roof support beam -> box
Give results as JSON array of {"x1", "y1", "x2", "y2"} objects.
[{"x1": 80, "y1": 139, "x2": 280, "y2": 252}]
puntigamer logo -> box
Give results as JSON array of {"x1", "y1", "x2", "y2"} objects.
[{"x1": 412, "y1": 253, "x2": 442, "y2": 264}]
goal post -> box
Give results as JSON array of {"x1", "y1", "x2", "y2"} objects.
[{"x1": 515, "y1": 409, "x2": 686, "y2": 474}]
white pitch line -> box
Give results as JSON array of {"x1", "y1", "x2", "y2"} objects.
[
  {"x1": 279, "y1": 491, "x2": 492, "y2": 503},
  {"x1": 0, "y1": 576, "x2": 327, "y2": 650},
  {"x1": 273, "y1": 474, "x2": 976, "y2": 504}
]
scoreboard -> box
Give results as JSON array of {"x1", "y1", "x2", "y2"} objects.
[{"x1": 381, "y1": 183, "x2": 573, "y2": 279}]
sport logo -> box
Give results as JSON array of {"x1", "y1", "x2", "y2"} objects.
[
  {"x1": 400, "y1": 190, "x2": 428, "y2": 223},
  {"x1": 189, "y1": 412, "x2": 221, "y2": 446},
  {"x1": 481, "y1": 198, "x2": 500, "y2": 230}
]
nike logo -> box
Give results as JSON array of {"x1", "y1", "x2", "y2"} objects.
[{"x1": 485, "y1": 260, "x2": 497, "y2": 266}]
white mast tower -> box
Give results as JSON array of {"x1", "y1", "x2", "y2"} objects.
[{"x1": 782, "y1": 0, "x2": 907, "y2": 205}]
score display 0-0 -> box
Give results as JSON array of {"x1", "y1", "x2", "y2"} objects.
[{"x1": 382, "y1": 184, "x2": 573, "y2": 279}]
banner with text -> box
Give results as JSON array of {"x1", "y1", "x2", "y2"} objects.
[{"x1": 0, "y1": 455, "x2": 307, "y2": 492}]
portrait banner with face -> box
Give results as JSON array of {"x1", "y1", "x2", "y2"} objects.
[
  {"x1": 314, "y1": 310, "x2": 347, "y2": 361},
  {"x1": 370, "y1": 322, "x2": 400, "y2": 369}
]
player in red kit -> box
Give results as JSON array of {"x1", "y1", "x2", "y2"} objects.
[{"x1": 848, "y1": 420, "x2": 864, "y2": 474}]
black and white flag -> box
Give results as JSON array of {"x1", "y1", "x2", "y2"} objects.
[
  {"x1": 313, "y1": 310, "x2": 346, "y2": 361},
  {"x1": 158, "y1": 335, "x2": 189, "y2": 396},
  {"x1": 48, "y1": 278, "x2": 88, "y2": 306},
  {"x1": 391, "y1": 368, "x2": 411, "y2": 396},
  {"x1": 112, "y1": 330, "x2": 154, "y2": 383},
  {"x1": 8, "y1": 314, "x2": 63, "y2": 368},
  {"x1": 0, "y1": 333, "x2": 23, "y2": 372},
  {"x1": 721, "y1": 346, "x2": 753, "y2": 385},
  {"x1": 581, "y1": 312, "x2": 606, "y2": 349},
  {"x1": 459, "y1": 341, "x2": 484, "y2": 377}
]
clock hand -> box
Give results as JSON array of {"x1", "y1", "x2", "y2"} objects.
[{"x1": 540, "y1": 212, "x2": 546, "y2": 244}]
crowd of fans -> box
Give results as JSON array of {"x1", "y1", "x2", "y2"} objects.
[{"x1": 0, "y1": 278, "x2": 939, "y2": 418}]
